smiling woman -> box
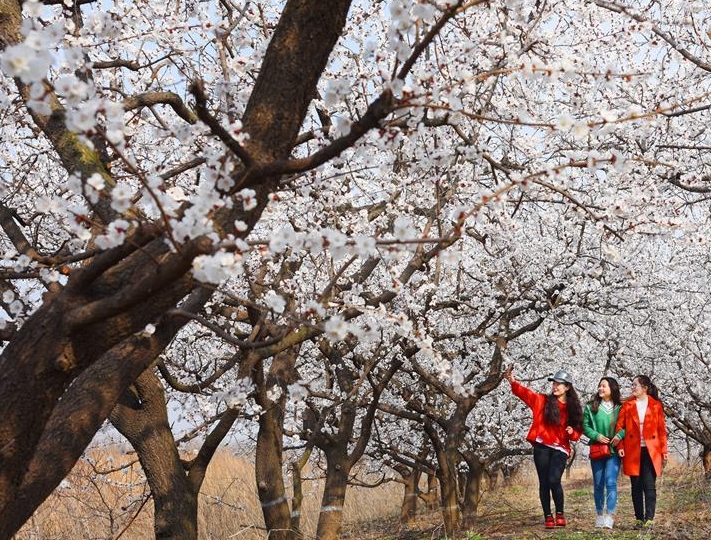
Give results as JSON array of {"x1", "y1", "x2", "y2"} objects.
[
  {"x1": 615, "y1": 375, "x2": 668, "y2": 529},
  {"x1": 504, "y1": 366, "x2": 583, "y2": 529}
]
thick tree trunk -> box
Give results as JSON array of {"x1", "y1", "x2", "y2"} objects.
[
  {"x1": 437, "y1": 463, "x2": 460, "y2": 537},
  {"x1": 110, "y1": 371, "x2": 198, "y2": 540},
  {"x1": 315, "y1": 461, "x2": 349, "y2": 540},
  {"x1": 0, "y1": 305, "x2": 197, "y2": 538},
  {"x1": 398, "y1": 467, "x2": 420, "y2": 525}
]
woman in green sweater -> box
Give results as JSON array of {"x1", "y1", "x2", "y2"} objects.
[{"x1": 583, "y1": 377, "x2": 624, "y2": 529}]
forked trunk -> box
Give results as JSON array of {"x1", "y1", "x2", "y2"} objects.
[{"x1": 110, "y1": 371, "x2": 198, "y2": 540}]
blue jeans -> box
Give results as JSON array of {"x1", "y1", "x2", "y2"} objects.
[{"x1": 590, "y1": 454, "x2": 621, "y2": 515}]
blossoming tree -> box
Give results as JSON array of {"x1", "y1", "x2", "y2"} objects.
[{"x1": 2, "y1": 0, "x2": 711, "y2": 539}]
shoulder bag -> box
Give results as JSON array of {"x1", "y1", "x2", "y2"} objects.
[{"x1": 589, "y1": 406, "x2": 614, "y2": 460}]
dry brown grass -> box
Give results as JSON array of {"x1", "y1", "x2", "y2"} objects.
[
  {"x1": 342, "y1": 461, "x2": 711, "y2": 540},
  {"x1": 16, "y1": 448, "x2": 402, "y2": 540},
  {"x1": 18, "y1": 452, "x2": 710, "y2": 540}
]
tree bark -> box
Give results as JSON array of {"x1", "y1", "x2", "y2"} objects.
[
  {"x1": 254, "y1": 346, "x2": 302, "y2": 540},
  {"x1": 110, "y1": 371, "x2": 198, "y2": 540},
  {"x1": 255, "y1": 391, "x2": 293, "y2": 540},
  {"x1": 461, "y1": 460, "x2": 487, "y2": 528},
  {"x1": 423, "y1": 419, "x2": 461, "y2": 536},
  {"x1": 397, "y1": 466, "x2": 420, "y2": 525},
  {"x1": 290, "y1": 446, "x2": 313, "y2": 538},
  {"x1": 423, "y1": 473, "x2": 440, "y2": 511},
  {"x1": 315, "y1": 459, "x2": 349, "y2": 540}
]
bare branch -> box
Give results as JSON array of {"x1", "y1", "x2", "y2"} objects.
[
  {"x1": 593, "y1": 0, "x2": 711, "y2": 72},
  {"x1": 123, "y1": 92, "x2": 198, "y2": 125},
  {"x1": 189, "y1": 80, "x2": 254, "y2": 166}
]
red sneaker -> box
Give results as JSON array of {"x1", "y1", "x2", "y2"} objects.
[
  {"x1": 555, "y1": 512, "x2": 566, "y2": 527},
  {"x1": 544, "y1": 515, "x2": 555, "y2": 528}
]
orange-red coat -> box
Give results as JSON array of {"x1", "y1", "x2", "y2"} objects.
[
  {"x1": 615, "y1": 396, "x2": 668, "y2": 477},
  {"x1": 510, "y1": 380, "x2": 582, "y2": 456}
]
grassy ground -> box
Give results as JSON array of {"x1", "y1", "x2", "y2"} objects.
[
  {"x1": 17, "y1": 451, "x2": 710, "y2": 539},
  {"x1": 341, "y1": 464, "x2": 711, "y2": 540}
]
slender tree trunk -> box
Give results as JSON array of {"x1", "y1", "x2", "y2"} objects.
[
  {"x1": 290, "y1": 446, "x2": 313, "y2": 538},
  {"x1": 424, "y1": 473, "x2": 440, "y2": 510},
  {"x1": 423, "y1": 421, "x2": 460, "y2": 535},
  {"x1": 315, "y1": 461, "x2": 349, "y2": 540},
  {"x1": 253, "y1": 344, "x2": 303, "y2": 540},
  {"x1": 255, "y1": 397, "x2": 292, "y2": 540}
]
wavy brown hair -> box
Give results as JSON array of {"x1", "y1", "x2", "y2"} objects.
[{"x1": 544, "y1": 385, "x2": 583, "y2": 431}]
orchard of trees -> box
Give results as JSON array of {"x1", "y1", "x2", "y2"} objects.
[{"x1": 1, "y1": 0, "x2": 711, "y2": 539}]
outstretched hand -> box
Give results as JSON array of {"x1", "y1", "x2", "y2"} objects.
[{"x1": 503, "y1": 363, "x2": 515, "y2": 383}]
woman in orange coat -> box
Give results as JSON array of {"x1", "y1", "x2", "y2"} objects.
[
  {"x1": 613, "y1": 375, "x2": 668, "y2": 529},
  {"x1": 505, "y1": 367, "x2": 583, "y2": 529}
]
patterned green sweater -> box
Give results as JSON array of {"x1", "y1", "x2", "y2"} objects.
[{"x1": 583, "y1": 402, "x2": 624, "y2": 455}]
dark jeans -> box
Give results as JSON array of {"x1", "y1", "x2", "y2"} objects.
[
  {"x1": 630, "y1": 447, "x2": 657, "y2": 521},
  {"x1": 533, "y1": 443, "x2": 568, "y2": 517}
]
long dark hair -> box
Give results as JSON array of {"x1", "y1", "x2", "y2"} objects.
[
  {"x1": 544, "y1": 385, "x2": 583, "y2": 431},
  {"x1": 635, "y1": 374, "x2": 661, "y2": 401},
  {"x1": 589, "y1": 377, "x2": 622, "y2": 412}
]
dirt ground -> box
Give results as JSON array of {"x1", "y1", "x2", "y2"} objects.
[{"x1": 341, "y1": 465, "x2": 711, "y2": 540}]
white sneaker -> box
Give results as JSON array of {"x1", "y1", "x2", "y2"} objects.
[
  {"x1": 604, "y1": 514, "x2": 614, "y2": 529},
  {"x1": 595, "y1": 515, "x2": 605, "y2": 528}
]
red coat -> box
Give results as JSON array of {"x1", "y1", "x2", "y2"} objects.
[
  {"x1": 510, "y1": 380, "x2": 581, "y2": 456},
  {"x1": 615, "y1": 396, "x2": 668, "y2": 477}
]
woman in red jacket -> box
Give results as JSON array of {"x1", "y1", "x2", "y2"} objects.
[
  {"x1": 505, "y1": 367, "x2": 583, "y2": 529},
  {"x1": 614, "y1": 375, "x2": 668, "y2": 529}
]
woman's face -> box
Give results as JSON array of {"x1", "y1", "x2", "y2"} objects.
[
  {"x1": 598, "y1": 379, "x2": 611, "y2": 400},
  {"x1": 631, "y1": 378, "x2": 647, "y2": 398},
  {"x1": 552, "y1": 381, "x2": 569, "y2": 399}
]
